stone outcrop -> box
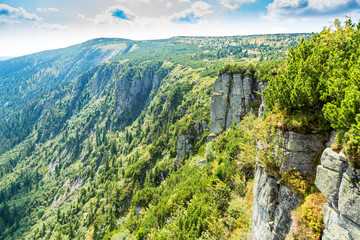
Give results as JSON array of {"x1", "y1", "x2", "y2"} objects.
[
  {"x1": 315, "y1": 148, "x2": 360, "y2": 239},
  {"x1": 209, "y1": 73, "x2": 260, "y2": 135},
  {"x1": 252, "y1": 128, "x2": 360, "y2": 240},
  {"x1": 252, "y1": 166, "x2": 299, "y2": 240},
  {"x1": 280, "y1": 131, "x2": 327, "y2": 175},
  {"x1": 114, "y1": 63, "x2": 170, "y2": 128},
  {"x1": 258, "y1": 81, "x2": 268, "y2": 118},
  {"x1": 252, "y1": 131, "x2": 327, "y2": 240},
  {"x1": 176, "y1": 120, "x2": 208, "y2": 168},
  {"x1": 208, "y1": 72, "x2": 360, "y2": 240},
  {"x1": 315, "y1": 148, "x2": 348, "y2": 209}
]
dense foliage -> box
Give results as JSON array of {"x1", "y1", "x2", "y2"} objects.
[
  {"x1": 0, "y1": 34, "x2": 308, "y2": 239},
  {"x1": 265, "y1": 20, "x2": 360, "y2": 167}
]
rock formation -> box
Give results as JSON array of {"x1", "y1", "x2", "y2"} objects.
[
  {"x1": 252, "y1": 165, "x2": 299, "y2": 240},
  {"x1": 114, "y1": 63, "x2": 170, "y2": 128},
  {"x1": 258, "y1": 81, "x2": 268, "y2": 118},
  {"x1": 175, "y1": 120, "x2": 208, "y2": 168},
  {"x1": 207, "y1": 70, "x2": 360, "y2": 240},
  {"x1": 252, "y1": 131, "x2": 327, "y2": 240},
  {"x1": 315, "y1": 148, "x2": 360, "y2": 239},
  {"x1": 209, "y1": 73, "x2": 260, "y2": 135}
]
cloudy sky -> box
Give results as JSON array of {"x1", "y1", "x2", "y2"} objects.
[{"x1": 1, "y1": 0, "x2": 359, "y2": 57}]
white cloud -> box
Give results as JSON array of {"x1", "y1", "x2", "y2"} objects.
[
  {"x1": 36, "y1": 7, "x2": 59, "y2": 13},
  {"x1": 118, "y1": 0, "x2": 151, "y2": 2},
  {"x1": 77, "y1": 14, "x2": 85, "y2": 20},
  {"x1": 167, "y1": 2, "x2": 173, "y2": 7},
  {"x1": 221, "y1": 0, "x2": 256, "y2": 10},
  {"x1": 178, "y1": 0, "x2": 191, "y2": 3},
  {"x1": 308, "y1": 0, "x2": 352, "y2": 11},
  {"x1": 264, "y1": 0, "x2": 304, "y2": 19},
  {"x1": 36, "y1": 23, "x2": 70, "y2": 30},
  {"x1": 91, "y1": 5, "x2": 137, "y2": 24},
  {"x1": 170, "y1": 1, "x2": 213, "y2": 23},
  {"x1": 0, "y1": 4, "x2": 42, "y2": 21},
  {"x1": 264, "y1": 0, "x2": 358, "y2": 19},
  {"x1": 0, "y1": 18, "x2": 19, "y2": 24},
  {"x1": 187, "y1": 1, "x2": 213, "y2": 17}
]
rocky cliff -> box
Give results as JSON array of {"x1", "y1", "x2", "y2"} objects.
[
  {"x1": 206, "y1": 68, "x2": 360, "y2": 239},
  {"x1": 176, "y1": 120, "x2": 208, "y2": 162},
  {"x1": 175, "y1": 120, "x2": 208, "y2": 169},
  {"x1": 210, "y1": 73, "x2": 260, "y2": 135},
  {"x1": 251, "y1": 127, "x2": 360, "y2": 239},
  {"x1": 114, "y1": 62, "x2": 171, "y2": 128},
  {"x1": 209, "y1": 73, "x2": 360, "y2": 239},
  {"x1": 252, "y1": 131, "x2": 327, "y2": 240}
]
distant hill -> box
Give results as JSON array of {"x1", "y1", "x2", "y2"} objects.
[{"x1": 0, "y1": 56, "x2": 13, "y2": 61}]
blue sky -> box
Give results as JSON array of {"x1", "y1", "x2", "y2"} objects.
[{"x1": 1, "y1": 0, "x2": 360, "y2": 56}]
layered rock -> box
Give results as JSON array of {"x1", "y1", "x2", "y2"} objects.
[
  {"x1": 315, "y1": 148, "x2": 360, "y2": 239},
  {"x1": 210, "y1": 73, "x2": 260, "y2": 135},
  {"x1": 252, "y1": 131, "x2": 327, "y2": 240},
  {"x1": 252, "y1": 129, "x2": 360, "y2": 240},
  {"x1": 315, "y1": 148, "x2": 348, "y2": 209}
]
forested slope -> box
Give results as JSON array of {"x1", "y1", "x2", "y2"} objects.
[{"x1": 0, "y1": 33, "x2": 309, "y2": 239}]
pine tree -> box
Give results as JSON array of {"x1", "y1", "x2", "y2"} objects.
[
  {"x1": 42, "y1": 222, "x2": 46, "y2": 237},
  {"x1": 69, "y1": 222, "x2": 75, "y2": 239},
  {"x1": 107, "y1": 203, "x2": 115, "y2": 232}
]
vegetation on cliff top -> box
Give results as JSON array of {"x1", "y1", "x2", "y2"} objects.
[{"x1": 265, "y1": 19, "x2": 360, "y2": 168}]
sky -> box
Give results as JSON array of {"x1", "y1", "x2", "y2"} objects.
[{"x1": 0, "y1": 0, "x2": 360, "y2": 57}]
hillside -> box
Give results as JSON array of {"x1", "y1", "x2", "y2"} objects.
[
  {"x1": 0, "y1": 34, "x2": 308, "y2": 156},
  {"x1": 1, "y1": 20, "x2": 360, "y2": 240},
  {"x1": 0, "y1": 33, "x2": 311, "y2": 239}
]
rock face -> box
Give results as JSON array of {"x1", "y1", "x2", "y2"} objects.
[
  {"x1": 91, "y1": 62, "x2": 123, "y2": 95},
  {"x1": 315, "y1": 148, "x2": 348, "y2": 209},
  {"x1": 252, "y1": 166, "x2": 299, "y2": 240},
  {"x1": 315, "y1": 148, "x2": 360, "y2": 239},
  {"x1": 280, "y1": 131, "x2": 327, "y2": 175},
  {"x1": 209, "y1": 73, "x2": 260, "y2": 135},
  {"x1": 258, "y1": 81, "x2": 268, "y2": 118},
  {"x1": 114, "y1": 63, "x2": 170, "y2": 128},
  {"x1": 252, "y1": 131, "x2": 327, "y2": 240},
  {"x1": 176, "y1": 120, "x2": 208, "y2": 167},
  {"x1": 252, "y1": 130, "x2": 360, "y2": 240}
]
